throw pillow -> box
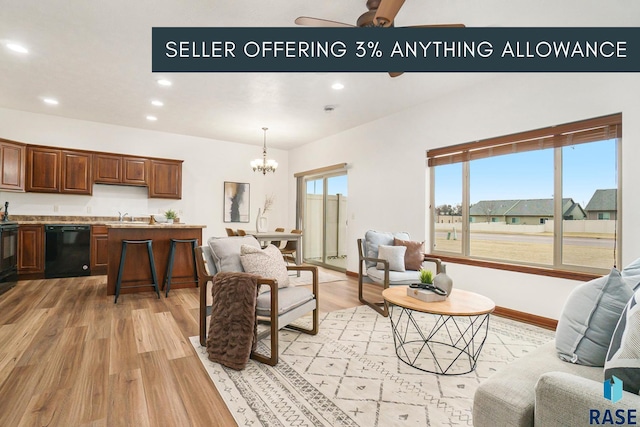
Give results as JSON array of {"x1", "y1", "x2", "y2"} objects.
[
  {"x1": 604, "y1": 287, "x2": 640, "y2": 394},
  {"x1": 622, "y1": 257, "x2": 640, "y2": 290},
  {"x1": 377, "y1": 245, "x2": 407, "y2": 272},
  {"x1": 240, "y1": 244, "x2": 290, "y2": 293},
  {"x1": 393, "y1": 237, "x2": 425, "y2": 271},
  {"x1": 208, "y1": 235, "x2": 261, "y2": 273},
  {"x1": 556, "y1": 268, "x2": 633, "y2": 366}
]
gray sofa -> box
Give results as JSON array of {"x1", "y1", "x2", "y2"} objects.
[{"x1": 473, "y1": 340, "x2": 640, "y2": 426}]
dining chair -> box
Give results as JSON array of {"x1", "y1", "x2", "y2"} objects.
[
  {"x1": 269, "y1": 227, "x2": 286, "y2": 249},
  {"x1": 236, "y1": 229, "x2": 247, "y2": 236},
  {"x1": 225, "y1": 228, "x2": 237, "y2": 236},
  {"x1": 280, "y1": 229, "x2": 302, "y2": 264}
]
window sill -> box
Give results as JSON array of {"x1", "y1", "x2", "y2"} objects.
[{"x1": 426, "y1": 253, "x2": 602, "y2": 282}]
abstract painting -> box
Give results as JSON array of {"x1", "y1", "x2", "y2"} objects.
[{"x1": 224, "y1": 182, "x2": 250, "y2": 223}]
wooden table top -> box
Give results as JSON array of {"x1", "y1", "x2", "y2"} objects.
[{"x1": 382, "y1": 287, "x2": 495, "y2": 316}]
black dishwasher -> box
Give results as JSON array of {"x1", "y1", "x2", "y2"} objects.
[{"x1": 45, "y1": 225, "x2": 91, "y2": 278}]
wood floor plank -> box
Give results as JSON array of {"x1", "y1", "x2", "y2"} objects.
[
  {"x1": 153, "y1": 311, "x2": 192, "y2": 360},
  {"x1": 132, "y1": 308, "x2": 163, "y2": 354},
  {"x1": 138, "y1": 350, "x2": 191, "y2": 426},
  {"x1": 0, "y1": 364, "x2": 41, "y2": 427},
  {"x1": 107, "y1": 369, "x2": 150, "y2": 427},
  {"x1": 170, "y1": 356, "x2": 238, "y2": 426},
  {"x1": 109, "y1": 317, "x2": 139, "y2": 375}
]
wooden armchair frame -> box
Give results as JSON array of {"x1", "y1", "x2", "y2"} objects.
[
  {"x1": 196, "y1": 247, "x2": 319, "y2": 366},
  {"x1": 357, "y1": 238, "x2": 442, "y2": 317}
]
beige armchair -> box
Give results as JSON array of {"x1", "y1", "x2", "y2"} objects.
[
  {"x1": 195, "y1": 236, "x2": 319, "y2": 366},
  {"x1": 358, "y1": 230, "x2": 442, "y2": 316}
]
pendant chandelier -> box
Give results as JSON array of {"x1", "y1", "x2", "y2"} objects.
[{"x1": 251, "y1": 127, "x2": 278, "y2": 174}]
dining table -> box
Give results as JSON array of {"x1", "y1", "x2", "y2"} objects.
[{"x1": 248, "y1": 230, "x2": 303, "y2": 265}]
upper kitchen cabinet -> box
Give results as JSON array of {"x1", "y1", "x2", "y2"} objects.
[
  {"x1": 122, "y1": 156, "x2": 149, "y2": 186},
  {"x1": 149, "y1": 159, "x2": 182, "y2": 199},
  {"x1": 61, "y1": 150, "x2": 92, "y2": 195},
  {"x1": 26, "y1": 146, "x2": 61, "y2": 192},
  {"x1": 26, "y1": 146, "x2": 92, "y2": 195},
  {"x1": 0, "y1": 139, "x2": 26, "y2": 191},
  {"x1": 93, "y1": 154, "x2": 148, "y2": 186}
]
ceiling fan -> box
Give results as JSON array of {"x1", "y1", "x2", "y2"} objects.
[{"x1": 295, "y1": 0, "x2": 465, "y2": 76}]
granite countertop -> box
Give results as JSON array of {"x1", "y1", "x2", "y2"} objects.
[{"x1": 9, "y1": 215, "x2": 205, "y2": 228}]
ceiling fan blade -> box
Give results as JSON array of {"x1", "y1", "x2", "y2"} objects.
[
  {"x1": 404, "y1": 23, "x2": 466, "y2": 28},
  {"x1": 388, "y1": 72, "x2": 404, "y2": 78},
  {"x1": 373, "y1": 0, "x2": 406, "y2": 27},
  {"x1": 294, "y1": 16, "x2": 355, "y2": 28}
]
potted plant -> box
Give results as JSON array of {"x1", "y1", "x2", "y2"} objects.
[
  {"x1": 164, "y1": 209, "x2": 177, "y2": 224},
  {"x1": 418, "y1": 268, "x2": 433, "y2": 284}
]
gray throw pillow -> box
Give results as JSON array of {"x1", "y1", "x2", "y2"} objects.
[
  {"x1": 604, "y1": 287, "x2": 640, "y2": 394},
  {"x1": 364, "y1": 230, "x2": 411, "y2": 268},
  {"x1": 208, "y1": 235, "x2": 261, "y2": 273},
  {"x1": 376, "y1": 245, "x2": 407, "y2": 272},
  {"x1": 240, "y1": 244, "x2": 290, "y2": 293},
  {"x1": 556, "y1": 268, "x2": 633, "y2": 366}
]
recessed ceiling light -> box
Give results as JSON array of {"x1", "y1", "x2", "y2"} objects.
[
  {"x1": 146, "y1": 115, "x2": 158, "y2": 121},
  {"x1": 157, "y1": 79, "x2": 172, "y2": 87},
  {"x1": 331, "y1": 82, "x2": 344, "y2": 90},
  {"x1": 151, "y1": 100, "x2": 164, "y2": 107},
  {"x1": 43, "y1": 98, "x2": 59, "y2": 105},
  {"x1": 6, "y1": 42, "x2": 28, "y2": 54}
]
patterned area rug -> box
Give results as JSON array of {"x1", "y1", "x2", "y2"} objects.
[{"x1": 190, "y1": 305, "x2": 554, "y2": 426}]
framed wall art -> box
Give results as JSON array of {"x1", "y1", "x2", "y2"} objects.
[{"x1": 224, "y1": 181, "x2": 250, "y2": 223}]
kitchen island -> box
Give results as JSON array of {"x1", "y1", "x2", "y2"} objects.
[{"x1": 106, "y1": 223, "x2": 205, "y2": 296}]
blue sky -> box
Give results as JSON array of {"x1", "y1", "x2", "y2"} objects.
[{"x1": 434, "y1": 139, "x2": 617, "y2": 207}]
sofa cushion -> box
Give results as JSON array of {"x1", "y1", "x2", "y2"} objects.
[
  {"x1": 473, "y1": 341, "x2": 602, "y2": 427},
  {"x1": 604, "y1": 287, "x2": 640, "y2": 394},
  {"x1": 393, "y1": 237, "x2": 425, "y2": 271},
  {"x1": 377, "y1": 245, "x2": 406, "y2": 272},
  {"x1": 208, "y1": 235, "x2": 261, "y2": 273},
  {"x1": 555, "y1": 268, "x2": 633, "y2": 366},
  {"x1": 364, "y1": 230, "x2": 411, "y2": 268},
  {"x1": 622, "y1": 257, "x2": 640, "y2": 290},
  {"x1": 256, "y1": 286, "x2": 314, "y2": 317},
  {"x1": 240, "y1": 244, "x2": 290, "y2": 293},
  {"x1": 367, "y1": 266, "x2": 419, "y2": 285}
]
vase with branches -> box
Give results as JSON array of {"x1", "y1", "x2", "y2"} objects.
[{"x1": 256, "y1": 194, "x2": 275, "y2": 232}]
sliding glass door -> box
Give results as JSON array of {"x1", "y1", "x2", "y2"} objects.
[{"x1": 303, "y1": 173, "x2": 347, "y2": 271}]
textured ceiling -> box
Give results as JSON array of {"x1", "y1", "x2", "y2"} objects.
[{"x1": 1, "y1": 0, "x2": 638, "y2": 149}]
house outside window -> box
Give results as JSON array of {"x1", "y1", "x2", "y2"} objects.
[{"x1": 429, "y1": 114, "x2": 621, "y2": 275}]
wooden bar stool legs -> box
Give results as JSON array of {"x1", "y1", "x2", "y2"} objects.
[
  {"x1": 114, "y1": 239, "x2": 161, "y2": 303},
  {"x1": 164, "y1": 238, "x2": 199, "y2": 297}
]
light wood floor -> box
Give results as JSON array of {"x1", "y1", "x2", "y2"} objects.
[{"x1": 0, "y1": 270, "x2": 382, "y2": 427}]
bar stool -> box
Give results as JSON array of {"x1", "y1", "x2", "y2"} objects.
[
  {"x1": 164, "y1": 238, "x2": 199, "y2": 297},
  {"x1": 114, "y1": 239, "x2": 160, "y2": 303}
]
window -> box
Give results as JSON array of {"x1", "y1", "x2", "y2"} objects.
[{"x1": 429, "y1": 114, "x2": 621, "y2": 275}]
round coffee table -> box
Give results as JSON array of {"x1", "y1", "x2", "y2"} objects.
[{"x1": 382, "y1": 287, "x2": 495, "y2": 375}]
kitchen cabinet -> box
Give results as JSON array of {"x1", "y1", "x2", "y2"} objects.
[
  {"x1": 26, "y1": 147, "x2": 92, "y2": 194},
  {"x1": 0, "y1": 139, "x2": 26, "y2": 192},
  {"x1": 90, "y1": 225, "x2": 108, "y2": 275},
  {"x1": 26, "y1": 146, "x2": 60, "y2": 192},
  {"x1": 123, "y1": 156, "x2": 148, "y2": 185},
  {"x1": 149, "y1": 159, "x2": 182, "y2": 199},
  {"x1": 18, "y1": 225, "x2": 44, "y2": 275},
  {"x1": 93, "y1": 154, "x2": 148, "y2": 186},
  {"x1": 61, "y1": 150, "x2": 92, "y2": 195}
]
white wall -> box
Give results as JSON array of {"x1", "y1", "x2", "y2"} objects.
[
  {"x1": 0, "y1": 107, "x2": 291, "y2": 241},
  {"x1": 288, "y1": 73, "x2": 640, "y2": 320}
]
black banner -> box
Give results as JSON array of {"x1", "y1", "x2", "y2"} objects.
[{"x1": 151, "y1": 27, "x2": 640, "y2": 72}]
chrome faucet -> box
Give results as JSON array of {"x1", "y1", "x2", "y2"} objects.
[{"x1": 118, "y1": 211, "x2": 129, "y2": 222}]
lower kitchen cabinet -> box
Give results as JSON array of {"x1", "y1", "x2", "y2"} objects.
[
  {"x1": 18, "y1": 225, "x2": 44, "y2": 276},
  {"x1": 91, "y1": 225, "x2": 108, "y2": 275}
]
